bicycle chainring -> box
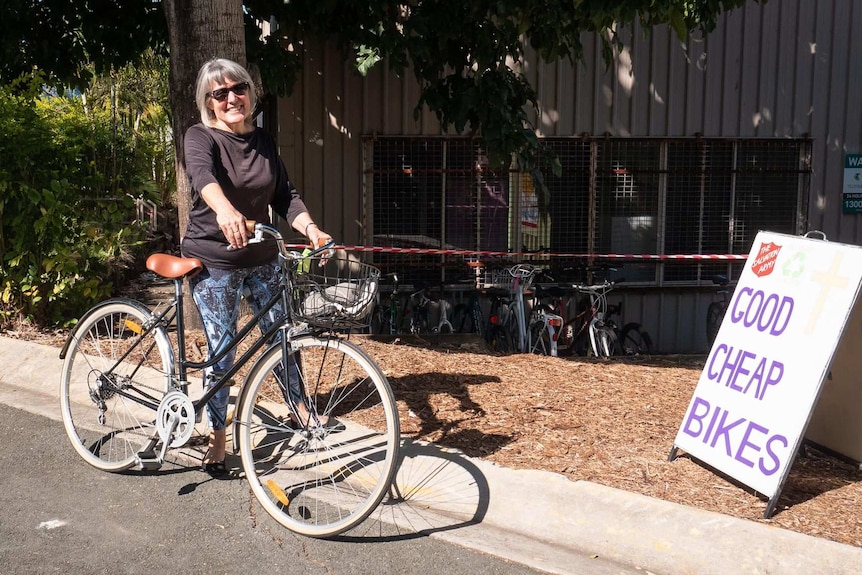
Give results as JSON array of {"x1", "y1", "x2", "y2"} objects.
[{"x1": 156, "y1": 390, "x2": 196, "y2": 448}]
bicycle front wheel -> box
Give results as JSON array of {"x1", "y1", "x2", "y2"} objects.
[
  {"x1": 591, "y1": 325, "x2": 617, "y2": 358},
  {"x1": 59, "y1": 299, "x2": 173, "y2": 472},
  {"x1": 236, "y1": 335, "x2": 400, "y2": 538},
  {"x1": 368, "y1": 304, "x2": 389, "y2": 335}
]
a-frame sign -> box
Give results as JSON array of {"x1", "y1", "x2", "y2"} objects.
[{"x1": 669, "y1": 231, "x2": 862, "y2": 518}]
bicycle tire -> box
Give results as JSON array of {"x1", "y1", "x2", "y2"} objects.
[
  {"x1": 368, "y1": 304, "x2": 390, "y2": 335},
  {"x1": 236, "y1": 335, "x2": 400, "y2": 538},
  {"x1": 59, "y1": 299, "x2": 174, "y2": 472},
  {"x1": 706, "y1": 302, "x2": 726, "y2": 346},
  {"x1": 486, "y1": 324, "x2": 514, "y2": 353},
  {"x1": 591, "y1": 325, "x2": 617, "y2": 358},
  {"x1": 450, "y1": 303, "x2": 473, "y2": 334},
  {"x1": 504, "y1": 303, "x2": 525, "y2": 353},
  {"x1": 619, "y1": 323, "x2": 653, "y2": 355}
]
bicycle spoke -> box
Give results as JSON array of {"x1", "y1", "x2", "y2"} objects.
[
  {"x1": 60, "y1": 300, "x2": 172, "y2": 472},
  {"x1": 239, "y1": 336, "x2": 399, "y2": 538}
]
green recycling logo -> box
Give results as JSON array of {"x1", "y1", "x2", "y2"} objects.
[{"x1": 781, "y1": 251, "x2": 805, "y2": 279}]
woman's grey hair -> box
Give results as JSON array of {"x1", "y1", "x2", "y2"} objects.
[{"x1": 195, "y1": 58, "x2": 257, "y2": 126}]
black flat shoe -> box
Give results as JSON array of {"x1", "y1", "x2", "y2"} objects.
[{"x1": 202, "y1": 461, "x2": 227, "y2": 476}]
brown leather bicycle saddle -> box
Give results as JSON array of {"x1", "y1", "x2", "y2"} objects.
[{"x1": 146, "y1": 254, "x2": 204, "y2": 279}]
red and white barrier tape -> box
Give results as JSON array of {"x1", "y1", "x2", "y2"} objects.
[{"x1": 287, "y1": 243, "x2": 748, "y2": 261}]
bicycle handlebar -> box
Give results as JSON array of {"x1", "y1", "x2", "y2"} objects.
[
  {"x1": 506, "y1": 263, "x2": 537, "y2": 277},
  {"x1": 247, "y1": 222, "x2": 336, "y2": 260},
  {"x1": 570, "y1": 280, "x2": 616, "y2": 293}
]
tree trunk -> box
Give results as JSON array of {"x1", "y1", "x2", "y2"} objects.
[
  {"x1": 162, "y1": 0, "x2": 245, "y2": 328},
  {"x1": 163, "y1": 0, "x2": 245, "y2": 238}
]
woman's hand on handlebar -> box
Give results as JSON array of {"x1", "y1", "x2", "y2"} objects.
[
  {"x1": 307, "y1": 227, "x2": 334, "y2": 264},
  {"x1": 307, "y1": 227, "x2": 332, "y2": 249},
  {"x1": 217, "y1": 211, "x2": 252, "y2": 250}
]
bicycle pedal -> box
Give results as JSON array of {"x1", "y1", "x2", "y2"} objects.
[{"x1": 136, "y1": 450, "x2": 163, "y2": 471}]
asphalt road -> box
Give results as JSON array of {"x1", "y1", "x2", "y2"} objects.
[{"x1": 0, "y1": 403, "x2": 544, "y2": 575}]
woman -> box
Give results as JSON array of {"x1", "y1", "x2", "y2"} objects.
[{"x1": 182, "y1": 58, "x2": 332, "y2": 475}]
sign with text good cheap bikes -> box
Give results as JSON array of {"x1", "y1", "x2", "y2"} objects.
[{"x1": 672, "y1": 231, "x2": 862, "y2": 500}]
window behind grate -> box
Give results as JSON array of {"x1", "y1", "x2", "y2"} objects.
[{"x1": 363, "y1": 136, "x2": 811, "y2": 286}]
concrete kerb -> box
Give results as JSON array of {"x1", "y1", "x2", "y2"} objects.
[{"x1": 2, "y1": 335, "x2": 862, "y2": 575}]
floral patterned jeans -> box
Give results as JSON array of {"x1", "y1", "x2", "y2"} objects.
[{"x1": 189, "y1": 261, "x2": 300, "y2": 430}]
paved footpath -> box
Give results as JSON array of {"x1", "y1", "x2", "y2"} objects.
[{"x1": 3, "y1": 335, "x2": 862, "y2": 575}]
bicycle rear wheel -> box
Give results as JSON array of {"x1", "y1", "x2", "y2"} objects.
[
  {"x1": 486, "y1": 323, "x2": 514, "y2": 353},
  {"x1": 236, "y1": 335, "x2": 400, "y2": 538},
  {"x1": 706, "y1": 302, "x2": 726, "y2": 346},
  {"x1": 620, "y1": 323, "x2": 653, "y2": 355},
  {"x1": 59, "y1": 299, "x2": 173, "y2": 472}
]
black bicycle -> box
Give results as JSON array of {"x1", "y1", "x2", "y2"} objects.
[{"x1": 59, "y1": 223, "x2": 400, "y2": 538}]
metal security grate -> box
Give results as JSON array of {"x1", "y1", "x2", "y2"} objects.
[
  {"x1": 362, "y1": 136, "x2": 812, "y2": 286},
  {"x1": 363, "y1": 137, "x2": 511, "y2": 284}
]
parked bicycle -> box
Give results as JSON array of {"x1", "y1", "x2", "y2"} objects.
[
  {"x1": 369, "y1": 272, "x2": 406, "y2": 335},
  {"x1": 605, "y1": 299, "x2": 653, "y2": 356},
  {"x1": 504, "y1": 264, "x2": 564, "y2": 357},
  {"x1": 484, "y1": 285, "x2": 517, "y2": 353},
  {"x1": 551, "y1": 277, "x2": 652, "y2": 358},
  {"x1": 449, "y1": 283, "x2": 515, "y2": 352},
  {"x1": 59, "y1": 223, "x2": 400, "y2": 538},
  {"x1": 531, "y1": 279, "x2": 578, "y2": 355},
  {"x1": 407, "y1": 283, "x2": 455, "y2": 335}
]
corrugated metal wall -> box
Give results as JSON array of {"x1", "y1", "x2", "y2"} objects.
[
  {"x1": 274, "y1": 0, "x2": 861, "y2": 353},
  {"x1": 521, "y1": 0, "x2": 862, "y2": 245}
]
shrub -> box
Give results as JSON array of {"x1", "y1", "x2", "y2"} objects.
[{"x1": 0, "y1": 74, "x2": 155, "y2": 328}]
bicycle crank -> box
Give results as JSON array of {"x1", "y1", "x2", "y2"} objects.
[{"x1": 156, "y1": 390, "x2": 196, "y2": 448}]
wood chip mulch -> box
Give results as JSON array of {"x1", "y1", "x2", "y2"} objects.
[{"x1": 353, "y1": 335, "x2": 862, "y2": 549}]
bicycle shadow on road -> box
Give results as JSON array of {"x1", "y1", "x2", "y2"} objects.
[{"x1": 333, "y1": 438, "x2": 491, "y2": 542}]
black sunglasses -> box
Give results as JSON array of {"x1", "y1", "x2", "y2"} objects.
[{"x1": 209, "y1": 82, "x2": 250, "y2": 102}]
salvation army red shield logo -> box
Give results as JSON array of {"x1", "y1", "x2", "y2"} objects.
[{"x1": 751, "y1": 241, "x2": 781, "y2": 277}]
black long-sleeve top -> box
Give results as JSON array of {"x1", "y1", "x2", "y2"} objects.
[{"x1": 181, "y1": 123, "x2": 309, "y2": 269}]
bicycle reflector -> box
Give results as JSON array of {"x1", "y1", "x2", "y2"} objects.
[
  {"x1": 124, "y1": 319, "x2": 143, "y2": 334},
  {"x1": 549, "y1": 316, "x2": 562, "y2": 341},
  {"x1": 266, "y1": 479, "x2": 290, "y2": 506},
  {"x1": 489, "y1": 314, "x2": 500, "y2": 325}
]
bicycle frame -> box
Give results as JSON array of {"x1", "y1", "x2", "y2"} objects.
[{"x1": 60, "y1": 226, "x2": 330, "y2": 453}]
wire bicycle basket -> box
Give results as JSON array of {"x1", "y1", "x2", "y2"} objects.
[
  {"x1": 484, "y1": 264, "x2": 538, "y2": 293},
  {"x1": 288, "y1": 251, "x2": 380, "y2": 330}
]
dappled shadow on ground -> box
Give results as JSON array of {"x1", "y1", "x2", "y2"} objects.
[{"x1": 387, "y1": 371, "x2": 517, "y2": 458}]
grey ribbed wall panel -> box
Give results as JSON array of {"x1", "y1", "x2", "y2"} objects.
[{"x1": 274, "y1": 0, "x2": 860, "y2": 352}]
